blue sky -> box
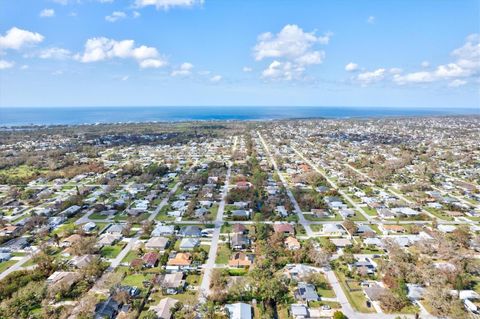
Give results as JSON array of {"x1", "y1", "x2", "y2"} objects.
[{"x1": 0, "y1": 0, "x2": 479, "y2": 108}]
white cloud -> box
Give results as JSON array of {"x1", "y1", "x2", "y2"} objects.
[
  {"x1": 367, "y1": 16, "x2": 375, "y2": 24},
  {"x1": 448, "y1": 79, "x2": 467, "y2": 87},
  {"x1": 40, "y1": 9, "x2": 55, "y2": 17},
  {"x1": 171, "y1": 62, "x2": 194, "y2": 76},
  {"x1": 0, "y1": 27, "x2": 44, "y2": 51},
  {"x1": 20, "y1": 64, "x2": 29, "y2": 70},
  {"x1": 105, "y1": 11, "x2": 126, "y2": 22},
  {"x1": 345, "y1": 62, "x2": 359, "y2": 72},
  {"x1": 356, "y1": 68, "x2": 385, "y2": 85},
  {"x1": 389, "y1": 67, "x2": 402, "y2": 74},
  {"x1": 135, "y1": 0, "x2": 204, "y2": 10},
  {"x1": 38, "y1": 47, "x2": 71, "y2": 59},
  {"x1": 253, "y1": 24, "x2": 330, "y2": 80},
  {"x1": 0, "y1": 60, "x2": 14, "y2": 69},
  {"x1": 76, "y1": 37, "x2": 167, "y2": 69},
  {"x1": 393, "y1": 71, "x2": 435, "y2": 84},
  {"x1": 393, "y1": 35, "x2": 479, "y2": 85},
  {"x1": 139, "y1": 58, "x2": 166, "y2": 68},
  {"x1": 355, "y1": 34, "x2": 479, "y2": 88},
  {"x1": 52, "y1": 0, "x2": 68, "y2": 5},
  {"x1": 261, "y1": 60, "x2": 307, "y2": 81},
  {"x1": 242, "y1": 66, "x2": 252, "y2": 72},
  {"x1": 121, "y1": 75, "x2": 129, "y2": 81},
  {"x1": 210, "y1": 74, "x2": 222, "y2": 82},
  {"x1": 254, "y1": 24, "x2": 330, "y2": 61},
  {"x1": 133, "y1": 11, "x2": 141, "y2": 18}
]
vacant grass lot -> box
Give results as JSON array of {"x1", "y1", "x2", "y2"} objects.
[
  {"x1": 101, "y1": 243, "x2": 126, "y2": 259},
  {"x1": 215, "y1": 244, "x2": 231, "y2": 264}
]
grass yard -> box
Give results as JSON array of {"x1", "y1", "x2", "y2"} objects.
[
  {"x1": 186, "y1": 274, "x2": 200, "y2": 286},
  {"x1": 52, "y1": 222, "x2": 77, "y2": 236},
  {"x1": 350, "y1": 212, "x2": 368, "y2": 221},
  {"x1": 122, "y1": 250, "x2": 140, "y2": 263},
  {"x1": 304, "y1": 212, "x2": 342, "y2": 222},
  {"x1": 215, "y1": 244, "x2": 231, "y2": 264},
  {"x1": 0, "y1": 260, "x2": 16, "y2": 273},
  {"x1": 335, "y1": 271, "x2": 375, "y2": 313},
  {"x1": 121, "y1": 273, "x2": 154, "y2": 287},
  {"x1": 362, "y1": 206, "x2": 378, "y2": 216},
  {"x1": 295, "y1": 224, "x2": 306, "y2": 235},
  {"x1": 424, "y1": 207, "x2": 454, "y2": 221},
  {"x1": 101, "y1": 243, "x2": 125, "y2": 259}
]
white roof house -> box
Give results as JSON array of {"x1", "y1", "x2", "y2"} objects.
[{"x1": 225, "y1": 302, "x2": 252, "y2": 319}]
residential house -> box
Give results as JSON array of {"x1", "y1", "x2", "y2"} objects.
[
  {"x1": 83, "y1": 222, "x2": 97, "y2": 233},
  {"x1": 179, "y1": 238, "x2": 200, "y2": 250},
  {"x1": 161, "y1": 272, "x2": 185, "y2": 294},
  {"x1": 47, "y1": 271, "x2": 79, "y2": 286},
  {"x1": 142, "y1": 252, "x2": 159, "y2": 268},
  {"x1": 95, "y1": 297, "x2": 120, "y2": 319},
  {"x1": 380, "y1": 224, "x2": 405, "y2": 234},
  {"x1": 363, "y1": 283, "x2": 386, "y2": 304},
  {"x1": 69, "y1": 254, "x2": 96, "y2": 269},
  {"x1": 0, "y1": 252, "x2": 11, "y2": 262},
  {"x1": 231, "y1": 233, "x2": 249, "y2": 250},
  {"x1": 60, "y1": 234, "x2": 82, "y2": 247},
  {"x1": 145, "y1": 237, "x2": 169, "y2": 251},
  {"x1": 0, "y1": 225, "x2": 19, "y2": 237},
  {"x1": 228, "y1": 252, "x2": 253, "y2": 268},
  {"x1": 322, "y1": 224, "x2": 346, "y2": 236},
  {"x1": 330, "y1": 238, "x2": 353, "y2": 248},
  {"x1": 97, "y1": 233, "x2": 122, "y2": 247},
  {"x1": 105, "y1": 224, "x2": 125, "y2": 236},
  {"x1": 232, "y1": 223, "x2": 248, "y2": 234},
  {"x1": 152, "y1": 224, "x2": 175, "y2": 237},
  {"x1": 232, "y1": 210, "x2": 249, "y2": 219},
  {"x1": 273, "y1": 223, "x2": 295, "y2": 236},
  {"x1": 151, "y1": 297, "x2": 178, "y2": 319},
  {"x1": 295, "y1": 282, "x2": 319, "y2": 302},
  {"x1": 225, "y1": 302, "x2": 252, "y2": 319},
  {"x1": 284, "y1": 237, "x2": 301, "y2": 250},
  {"x1": 178, "y1": 225, "x2": 202, "y2": 237},
  {"x1": 167, "y1": 252, "x2": 192, "y2": 269}
]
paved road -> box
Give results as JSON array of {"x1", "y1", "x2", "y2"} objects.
[
  {"x1": 199, "y1": 137, "x2": 236, "y2": 302},
  {"x1": 325, "y1": 270, "x2": 438, "y2": 319},
  {"x1": 75, "y1": 209, "x2": 95, "y2": 225},
  {"x1": 257, "y1": 131, "x2": 314, "y2": 237},
  {"x1": 109, "y1": 236, "x2": 139, "y2": 269},
  {"x1": 148, "y1": 182, "x2": 182, "y2": 222},
  {"x1": 0, "y1": 249, "x2": 37, "y2": 280},
  {"x1": 290, "y1": 145, "x2": 372, "y2": 221}
]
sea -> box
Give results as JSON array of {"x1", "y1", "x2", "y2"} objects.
[{"x1": 0, "y1": 106, "x2": 478, "y2": 127}]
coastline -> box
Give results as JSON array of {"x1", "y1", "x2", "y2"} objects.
[{"x1": 0, "y1": 106, "x2": 478, "y2": 128}]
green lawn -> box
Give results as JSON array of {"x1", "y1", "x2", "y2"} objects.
[
  {"x1": 186, "y1": 274, "x2": 200, "y2": 285},
  {"x1": 215, "y1": 244, "x2": 231, "y2": 264},
  {"x1": 295, "y1": 224, "x2": 307, "y2": 235},
  {"x1": 304, "y1": 212, "x2": 342, "y2": 221},
  {"x1": 52, "y1": 222, "x2": 76, "y2": 235},
  {"x1": 335, "y1": 271, "x2": 375, "y2": 313},
  {"x1": 122, "y1": 273, "x2": 154, "y2": 287},
  {"x1": 362, "y1": 207, "x2": 378, "y2": 216},
  {"x1": 100, "y1": 243, "x2": 125, "y2": 259},
  {"x1": 318, "y1": 288, "x2": 336, "y2": 298},
  {"x1": 89, "y1": 212, "x2": 109, "y2": 220},
  {"x1": 121, "y1": 250, "x2": 140, "y2": 263},
  {"x1": 0, "y1": 260, "x2": 16, "y2": 273},
  {"x1": 423, "y1": 207, "x2": 454, "y2": 221},
  {"x1": 349, "y1": 212, "x2": 368, "y2": 221}
]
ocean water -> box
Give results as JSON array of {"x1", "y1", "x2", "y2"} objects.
[{"x1": 0, "y1": 106, "x2": 478, "y2": 127}]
